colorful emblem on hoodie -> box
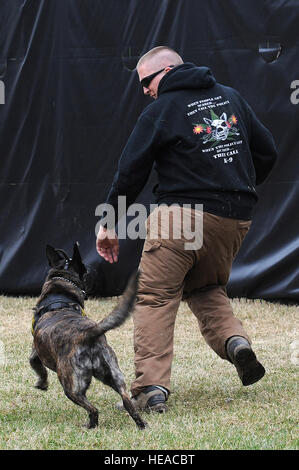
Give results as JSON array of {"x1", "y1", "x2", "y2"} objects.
[{"x1": 193, "y1": 110, "x2": 239, "y2": 147}]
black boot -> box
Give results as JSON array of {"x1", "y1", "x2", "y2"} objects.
[
  {"x1": 132, "y1": 385, "x2": 168, "y2": 413},
  {"x1": 116, "y1": 385, "x2": 168, "y2": 413},
  {"x1": 226, "y1": 336, "x2": 266, "y2": 386}
]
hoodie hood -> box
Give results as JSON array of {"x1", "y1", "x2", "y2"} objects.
[{"x1": 158, "y1": 62, "x2": 216, "y2": 96}]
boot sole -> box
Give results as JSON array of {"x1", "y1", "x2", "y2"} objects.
[
  {"x1": 147, "y1": 403, "x2": 167, "y2": 413},
  {"x1": 116, "y1": 400, "x2": 167, "y2": 413},
  {"x1": 234, "y1": 347, "x2": 266, "y2": 386}
]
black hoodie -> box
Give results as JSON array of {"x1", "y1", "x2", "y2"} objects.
[{"x1": 103, "y1": 62, "x2": 277, "y2": 223}]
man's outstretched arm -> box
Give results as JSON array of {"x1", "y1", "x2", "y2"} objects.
[
  {"x1": 96, "y1": 113, "x2": 159, "y2": 262},
  {"x1": 96, "y1": 225, "x2": 119, "y2": 264}
]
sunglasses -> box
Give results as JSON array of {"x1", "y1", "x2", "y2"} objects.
[{"x1": 140, "y1": 65, "x2": 174, "y2": 88}]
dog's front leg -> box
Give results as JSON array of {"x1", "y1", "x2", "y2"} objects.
[
  {"x1": 121, "y1": 390, "x2": 147, "y2": 430},
  {"x1": 29, "y1": 344, "x2": 49, "y2": 390}
]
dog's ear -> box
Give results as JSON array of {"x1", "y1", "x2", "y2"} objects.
[
  {"x1": 70, "y1": 242, "x2": 87, "y2": 279},
  {"x1": 46, "y1": 245, "x2": 67, "y2": 267}
]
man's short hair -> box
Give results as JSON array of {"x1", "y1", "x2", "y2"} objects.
[{"x1": 136, "y1": 46, "x2": 183, "y2": 70}]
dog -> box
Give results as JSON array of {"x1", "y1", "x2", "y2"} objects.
[{"x1": 30, "y1": 243, "x2": 146, "y2": 430}]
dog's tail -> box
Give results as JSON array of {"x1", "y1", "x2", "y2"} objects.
[{"x1": 88, "y1": 270, "x2": 140, "y2": 340}]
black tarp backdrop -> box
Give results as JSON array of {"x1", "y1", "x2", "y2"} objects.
[{"x1": 0, "y1": 0, "x2": 298, "y2": 300}]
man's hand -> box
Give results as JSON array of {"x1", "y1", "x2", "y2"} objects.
[{"x1": 96, "y1": 225, "x2": 119, "y2": 263}]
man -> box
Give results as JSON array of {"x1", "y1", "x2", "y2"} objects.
[{"x1": 96, "y1": 46, "x2": 277, "y2": 413}]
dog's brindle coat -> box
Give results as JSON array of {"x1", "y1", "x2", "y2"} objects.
[{"x1": 30, "y1": 244, "x2": 146, "y2": 430}]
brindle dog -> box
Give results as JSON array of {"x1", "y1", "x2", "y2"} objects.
[{"x1": 30, "y1": 243, "x2": 146, "y2": 430}]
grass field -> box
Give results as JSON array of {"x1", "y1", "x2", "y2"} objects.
[{"x1": 0, "y1": 294, "x2": 298, "y2": 450}]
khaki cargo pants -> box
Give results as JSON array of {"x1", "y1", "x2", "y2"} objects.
[{"x1": 131, "y1": 206, "x2": 252, "y2": 396}]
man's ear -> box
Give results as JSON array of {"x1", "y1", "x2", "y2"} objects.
[
  {"x1": 46, "y1": 245, "x2": 66, "y2": 267},
  {"x1": 70, "y1": 242, "x2": 87, "y2": 278}
]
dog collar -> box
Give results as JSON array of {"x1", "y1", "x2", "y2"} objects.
[{"x1": 50, "y1": 276, "x2": 86, "y2": 298}]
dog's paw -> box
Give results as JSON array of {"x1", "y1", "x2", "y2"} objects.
[
  {"x1": 86, "y1": 413, "x2": 99, "y2": 429},
  {"x1": 138, "y1": 419, "x2": 148, "y2": 430},
  {"x1": 34, "y1": 381, "x2": 48, "y2": 391},
  {"x1": 86, "y1": 421, "x2": 98, "y2": 429}
]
